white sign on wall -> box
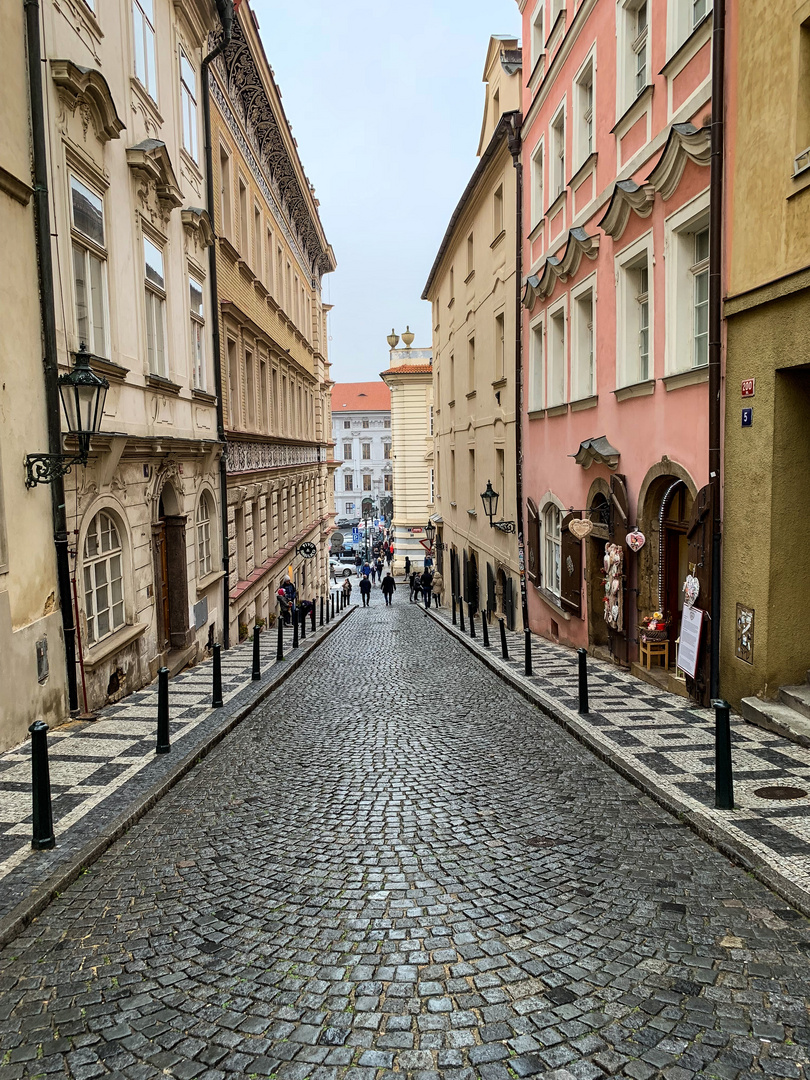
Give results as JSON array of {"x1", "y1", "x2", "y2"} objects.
[{"x1": 678, "y1": 605, "x2": 705, "y2": 680}]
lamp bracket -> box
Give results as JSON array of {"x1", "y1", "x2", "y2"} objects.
[
  {"x1": 25, "y1": 450, "x2": 88, "y2": 488},
  {"x1": 491, "y1": 520, "x2": 516, "y2": 533}
]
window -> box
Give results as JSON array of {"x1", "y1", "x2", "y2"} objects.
[
  {"x1": 633, "y1": 2, "x2": 648, "y2": 96},
  {"x1": 189, "y1": 275, "x2": 205, "y2": 390},
  {"x1": 197, "y1": 495, "x2": 212, "y2": 577},
  {"x1": 529, "y1": 318, "x2": 544, "y2": 412},
  {"x1": 572, "y1": 286, "x2": 595, "y2": 400},
  {"x1": 83, "y1": 511, "x2": 125, "y2": 645},
  {"x1": 180, "y1": 49, "x2": 198, "y2": 161},
  {"x1": 449, "y1": 266, "x2": 455, "y2": 304},
  {"x1": 636, "y1": 265, "x2": 650, "y2": 381},
  {"x1": 449, "y1": 352, "x2": 455, "y2": 400},
  {"x1": 692, "y1": 0, "x2": 708, "y2": 25},
  {"x1": 362, "y1": 474, "x2": 372, "y2": 491},
  {"x1": 551, "y1": 107, "x2": 566, "y2": 200},
  {"x1": 227, "y1": 338, "x2": 240, "y2": 426},
  {"x1": 238, "y1": 178, "x2": 248, "y2": 256},
  {"x1": 344, "y1": 473, "x2": 353, "y2": 492},
  {"x1": 468, "y1": 449, "x2": 476, "y2": 511},
  {"x1": 253, "y1": 204, "x2": 262, "y2": 275},
  {"x1": 543, "y1": 504, "x2": 562, "y2": 597},
  {"x1": 342, "y1": 420, "x2": 350, "y2": 429},
  {"x1": 384, "y1": 473, "x2": 392, "y2": 492},
  {"x1": 548, "y1": 307, "x2": 566, "y2": 407},
  {"x1": 260, "y1": 357, "x2": 268, "y2": 431},
  {"x1": 144, "y1": 237, "x2": 166, "y2": 377},
  {"x1": 493, "y1": 185, "x2": 504, "y2": 238},
  {"x1": 362, "y1": 418, "x2": 370, "y2": 429},
  {"x1": 466, "y1": 233, "x2": 474, "y2": 278},
  {"x1": 531, "y1": 141, "x2": 544, "y2": 227},
  {"x1": 70, "y1": 175, "x2": 108, "y2": 356},
  {"x1": 245, "y1": 349, "x2": 255, "y2": 428},
  {"x1": 575, "y1": 58, "x2": 594, "y2": 166},
  {"x1": 495, "y1": 313, "x2": 505, "y2": 379},
  {"x1": 617, "y1": 236, "x2": 654, "y2": 386},
  {"x1": 384, "y1": 418, "x2": 391, "y2": 428},
  {"x1": 670, "y1": 0, "x2": 711, "y2": 53},
  {"x1": 530, "y1": 0, "x2": 545, "y2": 69},
  {"x1": 429, "y1": 405, "x2": 434, "y2": 436},
  {"x1": 692, "y1": 229, "x2": 709, "y2": 368},
  {"x1": 219, "y1": 146, "x2": 232, "y2": 240},
  {"x1": 468, "y1": 337, "x2": 475, "y2": 393},
  {"x1": 362, "y1": 443, "x2": 371, "y2": 460},
  {"x1": 430, "y1": 468, "x2": 435, "y2": 504},
  {"x1": 133, "y1": 0, "x2": 157, "y2": 99},
  {"x1": 383, "y1": 442, "x2": 391, "y2": 459}
]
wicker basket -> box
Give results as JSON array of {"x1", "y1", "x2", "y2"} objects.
[{"x1": 642, "y1": 627, "x2": 669, "y2": 643}]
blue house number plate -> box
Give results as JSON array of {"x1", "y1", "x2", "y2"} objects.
[{"x1": 742, "y1": 408, "x2": 753, "y2": 427}]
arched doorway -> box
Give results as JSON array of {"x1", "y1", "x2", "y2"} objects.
[
  {"x1": 585, "y1": 490, "x2": 611, "y2": 650},
  {"x1": 153, "y1": 482, "x2": 191, "y2": 654}
]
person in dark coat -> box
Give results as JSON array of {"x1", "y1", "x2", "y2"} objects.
[
  {"x1": 359, "y1": 576, "x2": 372, "y2": 607},
  {"x1": 409, "y1": 571, "x2": 419, "y2": 603},
  {"x1": 404, "y1": 555, "x2": 411, "y2": 579},
  {"x1": 420, "y1": 569, "x2": 433, "y2": 609},
  {"x1": 381, "y1": 573, "x2": 396, "y2": 606}
]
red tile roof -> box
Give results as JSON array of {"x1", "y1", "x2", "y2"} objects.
[
  {"x1": 331, "y1": 381, "x2": 391, "y2": 412},
  {"x1": 384, "y1": 364, "x2": 433, "y2": 374}
]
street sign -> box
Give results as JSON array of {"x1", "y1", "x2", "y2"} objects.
[
  {"x1": 352, "y1": 528, "x2": 361, "y2": 543},
  {"x1": 741, "y1": 378, "x2": 755, "y2": 398},
  {"x1": 419, "y1": 539, "x2": 432, "y2": 552},
  {"x1": 330, "y1": 531, "x2": 344, "y2": 550}
]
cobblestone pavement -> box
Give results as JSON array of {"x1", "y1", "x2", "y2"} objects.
[
  {"x1": 0, "y1": 596, "x2": 352, "y2": 923},
  {"x1": 426, "y1": 605, "x2": 810, "y2": 909},
  {"x1": 2, "y1": 594, "x2": 810, "y2": 1080}
]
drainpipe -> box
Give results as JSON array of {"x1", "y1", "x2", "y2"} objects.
[
  {"x1": 708, "y1": 0, "x2": 725, "y2": 699},
  {"x1": 202, "y1": 0, "x2": 233, "y2": 649},
  {"x1": 507, "y1": 113, "x2": 531, "y2": 644},
  {"x1": 24, "y1": 0, "x2": 79, "y2": 714}
]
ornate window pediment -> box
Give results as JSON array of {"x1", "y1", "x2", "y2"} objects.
[
  {"x1": 127, "y1": 139, "x2": 183, "y2": 222},
  {"x1": 646, "y1": 122, "x2": 711, "y2": 200},
  {"x1": 51, "y1": 60, "x2": 125, "y2": 144},
  {"x1": 597, "y1": 179, "x2": 655, "y2": 239},
  {"x1": 181, "y1": 207, "x2": 215, "y2": 248},
  {"x1": 570, "y1": 436, "x2": 621, "y2": 471},
  {"x1": 522, "y1": 228, "x2": 600, "y2": 304}
]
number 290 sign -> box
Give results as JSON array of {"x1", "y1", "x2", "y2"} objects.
[{"x1": 741, "y1": 378, "x2": 755, "y2": 398}]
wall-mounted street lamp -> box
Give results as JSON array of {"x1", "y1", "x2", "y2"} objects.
[
  {"x1": 480, "y1": 479, "x2": 516, "y2": 533},
  {"x1": 25, "y1": 344, "x2": 109, "y2": 488},
  {"x1": 424, "y1": 519, "x2": 436, "y2": 551}
]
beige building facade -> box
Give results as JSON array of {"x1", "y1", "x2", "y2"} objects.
[
  {"x1": 422, "y1": 37, "x2": 522, "y2": 627},
  {"x1": 211, "y1": 2, "x2": 336, "y2": 640},
  {"x1": 0, "y1": 1, "x2": 69, "y2": 749},
  {"x1": 381, "y1": 345, "x2": 434, "y2": 578},
  {"x1": 38, "y1": 0, "x2": 227, "y2": 713}
]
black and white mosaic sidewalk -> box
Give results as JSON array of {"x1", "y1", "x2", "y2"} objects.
[
  {"x1": 427, "y1": 603, "x2": 810, "y2": 912},
  {"x1": 0, "y1": 596, "x2": 353, "y2": 926}
]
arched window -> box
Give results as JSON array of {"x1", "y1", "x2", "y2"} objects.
[
  {"x1": 543, "y1": 503, "x2": 562, "y2": 598},
  {"x1": 197, "y1": 493, "x2": 212, "y2": 577},
  {"x1": 84, "y1": 511, "x2": 125, "y2": 644}
]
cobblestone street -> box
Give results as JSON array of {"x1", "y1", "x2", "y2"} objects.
[{"x1": 2, "y1": 595, "x2": 810, "y2": 1080}]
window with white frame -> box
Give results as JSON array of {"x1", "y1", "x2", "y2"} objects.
[
  {"x1": 384, "y1": 441, "x2": 391, "y2": 459},
  {"x1": 543, "y1": 502, "x2": 562, "y2": 597},
  {"x1": 180, "y1": 49, "x2": 198, "y2": 161},
  {"x1": 665, "y1": 200, "x2": 710, "y2": 374},
  {"x1": 616, "y1": 238, "x2": 653, "y2": 387},
  {"x1": 344, "y1": 473, "x2": 353, "y2": 491},
  {"x1": 634, "y1": 3, "x2": 648, "y2": 96},
  {"x1": 493, "y1": 184, "x2": 504, "y2": 238},
  {"x1": 575, "y1": 57, "x2": 594, "y2": 167},
  {"x1": 197, "y1": 493, "x2": 213, "y2": 577},
  {"x1": 83, "y1": 511, "x2": 125, "y2": 645},
  {"x1": 572, "y1": 284, "x2": 595, "y2": 400},
  {"x1": 133, "y1": 0, "x2": 157, "y2": 99},
  {"x1": 531, "y1": 141, "x2": 544, "y2": 227},
  {"x1": 530, "y1": 0, "x2": 545, "y2": 69},
  {"x1": 692, "y1": 229, "x2": 709, "y2": 367},
  {"x1": 529, "y1": 316, "x2": 544, "y2": 411},
  {"x1": 343, "y1": 441, "x2": 352, "y2": 460},
  {"x1": 363, "y1": 474, "x2": 372, "y2": 491},
  {"x1": 70, "y1": 175, "x2": 108, "y2": 357},
  {"x1": 429, "y1": 405, "x2": 434, "y2": 436},
  {"x1": 429, "y1": 468, "x2": 435, "y2": 504},
  {"x1": 551, "y1": 0, "x2": 564, "y2": 22},
  {"x1": 636, "y1": 264, "x2": 650, "y2": 380},
  {"x1": 144, "y1": 237, "x2": 167, "y2": 377},
  {"x1": 619, "y1": 0, "x2": 649, "y2": 111},
  {"x1": 362, "y1": 442, "x2": 371, "y2": 460},
  {"x1": 548, "y1": 306, "x2": 566, "y2": 407},
  {"x1": 670, "y1": 0, "x2": 711, "y2": 53},
  {"x1": 189, "y1": 274, "x2": 205, "y2": 390},
  {"x1": 551, "y1": 106, "x2": 566, "y2": 200}
]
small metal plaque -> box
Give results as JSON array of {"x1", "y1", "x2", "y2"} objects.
[
  {"x1": 735, "y1": 603, "x2": 754, "y2": 664},
  {"x1": 194, "y1": 597, "x2": 208, "y2": 630},
  {"x1": 36, "y1": 638, "x2": 49, "y2": 683},
  {"x1": 742, "y1": 408, "x2": 753, "y2": 427},
  {"x1": 741, "y1": 378, "x2": 755, "y2": 398}
]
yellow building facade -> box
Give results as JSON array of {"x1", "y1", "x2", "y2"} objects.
[
  {"x1": 210, "y1": 3, "x2": 336, "y2": 640},
  {"x1": 422, "y1": 37, "x2": 522, "y2": 626},
  {"x1": 722, "y1": 0, "x2": 810, "y2": 719}
]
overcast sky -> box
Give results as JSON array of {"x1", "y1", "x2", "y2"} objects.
[{"x1": 252, "y1": 0, "x2": 521, "y2": 384}]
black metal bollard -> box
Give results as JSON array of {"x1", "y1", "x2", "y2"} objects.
[
  {"x1": 458, "y1": 599, "x2": 465, "y2": 632},
  {"x1": 468, "y1": 602, "x2": 476, "y2": 638},
  {"x1": 577, "y1": 648, "x2": 589, "y2": 714},
  {"x1": 292, "y1": 613, "x2": 299, "y2": 649},
  {"x1": 326, "y1": 593, "x2": 331, "y2": 623},
  {"x1": 331, "y1": 593, "x2": 335, "y2": 618},
  {"x1": 525, "y1": 629, "x2": 533, "y2": 677},
  {"x1": 29, "y1": 721, "x2": 55, "y2": 850},
  {"x1": 713, "y1": 699, "x2": 734, "y2": 809},
  {"x1": 156, "y1": 666, "x2": 170, "y2": 754},
  {"x1": 482, "y1": 611, "x2": 490, "y2": 648},
  {"x1": 276, "y1": 617, "x2": 284, "y2": 662},
  {"x1": 320, "y1": 596, "x2": 324, "y2": 627},
  {"x1": 451, "y1": 594, "x2": 457, "y2": 625},
  {"x1": 311, "y1": 604, "x2": 316, "y2": 633},
  {"x1": 301, "y1": 605, "x2": 307, "y2": 640},
  {"x1": 212, "y1": 643, "x2": 223, "y2": 707},
  {"x1": 499, "y1": 617, "x2": 509, "y2": 660},
  {"x1": 252, "y1": 624, "x2": 262, "y2": 680}
]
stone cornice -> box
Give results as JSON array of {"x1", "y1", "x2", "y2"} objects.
[
  {"x1": 523, "y1": 227, "x2": 600, "y2": 303},
  {"x1": 597, "y1": 179, "x2": 655, "y2": 239}
]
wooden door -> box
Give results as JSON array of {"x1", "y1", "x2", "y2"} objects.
[
  {"x1": 686, "y1": 483, "x2": 713, "y2": 705},
  {"x1": 156, "y1": 521, "x2": 170, "y2": 650},
  {"x1": 560, "y1": 511, "x2": 583, "y2": 617},
  {"x1": 608, "y1": 473, "x2": 629, "y2": 663}
]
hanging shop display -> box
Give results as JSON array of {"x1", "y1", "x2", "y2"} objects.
[{"x1": 603, "y1": 543, "x2": 624, "y2": 630}]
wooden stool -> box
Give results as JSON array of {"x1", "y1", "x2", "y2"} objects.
[{"x1": 640, "y1": 637, "x2": 669, "y2": 670}]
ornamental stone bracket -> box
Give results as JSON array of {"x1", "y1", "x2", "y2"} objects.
[
  {"x1": 226, "y1": 441, "x2": 321, "y2": 474},
  {"x1": 597, "y1": 179, "x2": 655, "y2": 240},
  {"x1": 646, "y1": 122, "x2": 711, "y2": 200},
  {"x1": 127, "y1": 140, "x2": 183, "y2": 226},
  {"x1": 51, "y1": 60, "x2": 125, "y2": 144},
  {"x1": 181, "y1": 207, "x2": 215, "y2": 249}
]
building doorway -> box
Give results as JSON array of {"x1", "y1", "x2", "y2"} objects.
[
  {"x1": 154, "y1": 483, "x2": 191, "y2": 653},
  {"x1": 586, "y1": 492, "x2": 610, "y2": 650}
]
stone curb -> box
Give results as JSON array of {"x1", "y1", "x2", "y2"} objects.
[
  {"x1": 422, "y1": 605, "x2": 810, "y2": 919},
  {"x1": 0, "y1": 606, "x2": 357, "y2": 950}
]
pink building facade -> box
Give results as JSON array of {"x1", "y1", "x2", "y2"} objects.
[{"x1": 518, "y1": 0, "x2": 714, "y2": 689}]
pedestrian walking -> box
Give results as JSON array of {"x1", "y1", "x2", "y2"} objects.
[
  {"x1": 376, "y1": 558, "x2": 384, "y2": 582},
  {"x1": 404, "y1": 555, "x2": 411, "y2": 579},
  {"x1": 431, "y1": 569, "x2": 443, "y2": 607},
  {"x1": 359, "y1": 576, "x2": 372, "y2": 607},
  {"x1": 342, "y1": 578, "x2": 352, "y2": 605},
  {"x1": 361, "y1": 562, "x2": 371, "y2": 580},
  {"x1": 409, "y1": 571, "x2": 419, "y2": 603},
  {"x1": 381, "y1": 572, "x2": 396, "y2": 606},
  {"x1": 277, "y1": 586, "x2": 291, "y2": 625},
  {"x1": 370, "y1": 564, "x2": 377, "y2": 585},
  {"x1": 420, "y1": 568, "x2": 432, "y2": 609}
]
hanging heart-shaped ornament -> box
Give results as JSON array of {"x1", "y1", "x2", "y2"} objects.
[
  {"x1": 568, "y1": 518, "x2": 594, "y2": 540},
  {"x1": 683, "y1": 573, "x2": 700, "y2": 607},
  {"x1": 626, "y1": 530, "x2": 646, "y2": 552}
]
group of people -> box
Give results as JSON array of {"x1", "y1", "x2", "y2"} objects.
[
  {"x1": 409, "y1": 567, "x2": 442, "y2": 608},
  {"x1": 357, "y1": 562, "x2": 397, "y2": 606},
  {"x1": 276, "y1": 578, "x2": 314, "y2": 625}
]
